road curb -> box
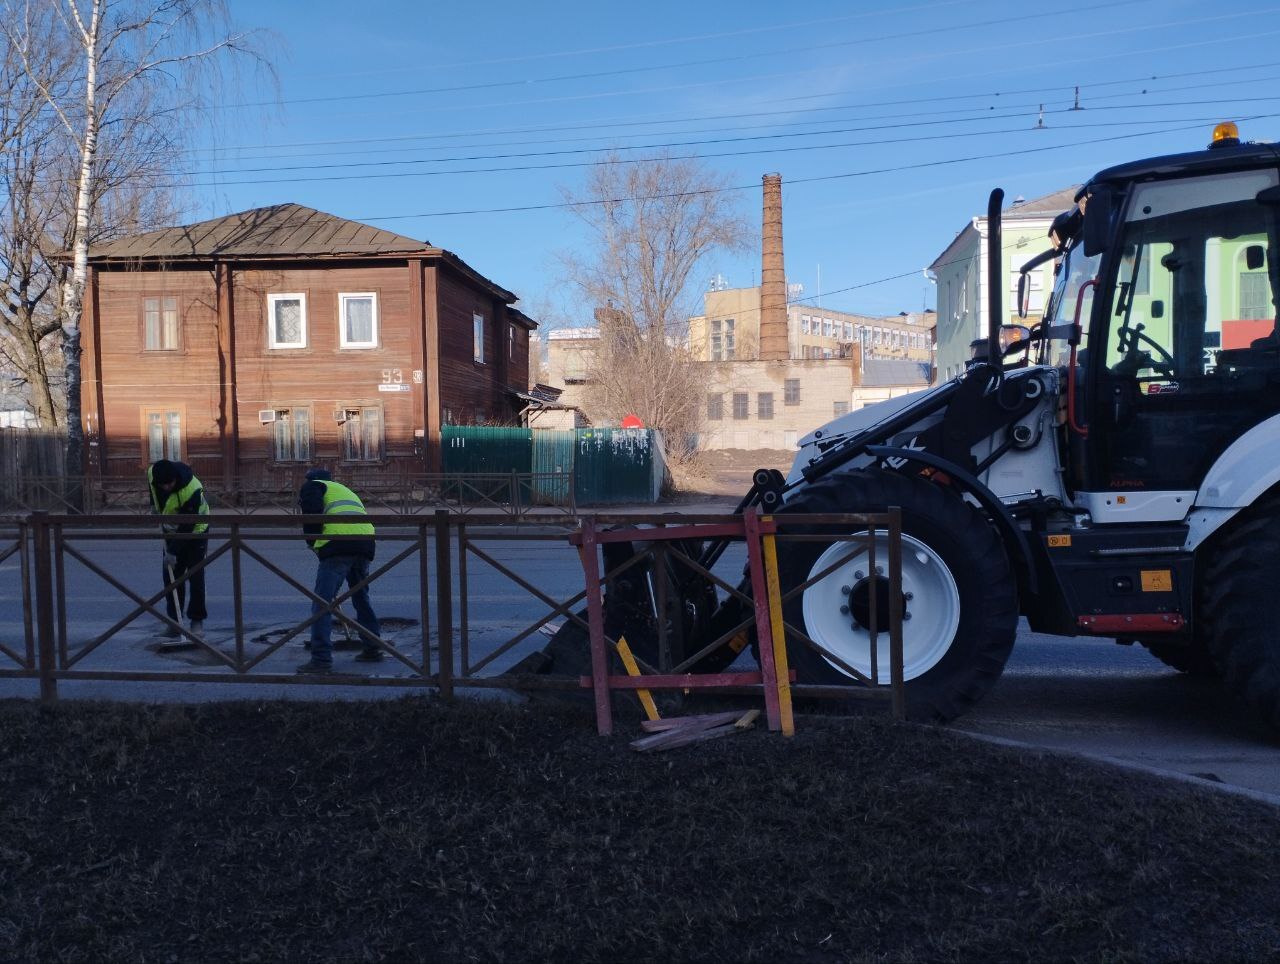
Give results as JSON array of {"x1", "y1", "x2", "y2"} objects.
[{"x1": 952, "y1": 727, "x2": 1280, "y2": 809}]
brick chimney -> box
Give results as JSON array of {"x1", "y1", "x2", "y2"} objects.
[{"x1": 759, "y1": 173, "x2": 789, "y2": 361}]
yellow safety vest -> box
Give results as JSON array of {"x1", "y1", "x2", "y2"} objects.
[
  {"x1": 311, "y1": 480, "x2": 374, "y2": 552},
  {"x1": 148, "y1": 466, "x2": 209, "y2": 535}
]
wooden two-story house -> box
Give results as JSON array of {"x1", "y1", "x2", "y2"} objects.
[{"x1": 81, "y1": 204, "x2": 535, "y2": 484}]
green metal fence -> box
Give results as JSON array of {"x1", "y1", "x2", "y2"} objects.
[
  {"x1": 442, "y1": 426, "x2": 533, "y2": 475},
  {"x1": 440, "y1": 425, "x2": 664, "y2": 505},
  {"x1": 573, "y1": 428, "x2": 661, "y2": 505}
]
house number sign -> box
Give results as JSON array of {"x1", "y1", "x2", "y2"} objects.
[{"x1": 378, "y1": 368, "x2": 411, "y2": 392}]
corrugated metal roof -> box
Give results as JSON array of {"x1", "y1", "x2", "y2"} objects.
[
  {"x1": 87, "y1": 203, "x2": 431, "y2": 261},
  {"x1": 1003, "y1": 185, "x2": 1081, "y2": 219},
  {"x1": 861, "y1": 358, "x2": 931, "y2": 388}
]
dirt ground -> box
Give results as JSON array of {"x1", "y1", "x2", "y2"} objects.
[
  {"x1": 671, "y1": 448, "x2": 796, "y2": 499},
  {"x1": 3, "y1": 696, "x2": 1279, "y2": 962}
]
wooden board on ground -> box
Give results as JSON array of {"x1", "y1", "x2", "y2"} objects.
[{"x1": 630, "y1": 709, "x2": 760, "y2": 752}]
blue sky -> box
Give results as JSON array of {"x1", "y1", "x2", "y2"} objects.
[{"x1": 189, "y1": 0, "x2": 1280, "y2": 325}]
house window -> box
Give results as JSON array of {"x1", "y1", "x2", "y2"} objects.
[
  {"x1": 801, "y1": 315, "x2": 811, "y2": 335},
  {"x1": 339, "y1": 292, "x2": 378, "y2": 348},
  {"x1": 340, "y1": 407, "x2": 383, "y2": 462},
  {"x1": 473, "y1": 313, "x2": 486, "y2": 363},
  {"x1": 145, "y1": 409, "x2": 182, "y2": 462},
  {"x1": 710, "y1": 318, "x2": 737, "y2": 361},
  {"x1": 843, "y1": 322, "x2": 853, "y2": 341},
  {"x1": 757, "y1": 392, "x2": 774, "y2": 420},
  {"x1": 833, "y1": 401, "x2": 850, "y2": 417},
  {"x1": 706, "y1": 393, "x2": 723, "y2": 420},
  {"x1": 784, "y1": 429, "x2": 798, "y2": 448},
  {"x1": 784, "y1": 378, "x2": 800, "y2": 405},
  {"x1": 732, "y1": 392, "x2": 749, "y2": 420},
  {"x1": 268, "y1": 293, "x2": 307, "y2": 349},
  {"x1": 1240, "y1": 271, "x2": 1271, "y2": 320},
  {"x1": 143, "y1": 296, "x2": 180, "y2": 351},
  {"x1": 272, "y1": 407, "x2": 311, "y2": 462}
]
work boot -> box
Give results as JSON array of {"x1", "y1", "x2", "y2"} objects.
[
  {"x1": 296, "y1": 660, "x2": 332, "y2": 675},
  {"x1": 160, "y1": 623, "x2": 181, "y2": 639},
  {"x1": 354, "y1": 647, "x2": 384, "y2": 663},
  {"x1": 189, "y1": 620, "x2": 204, "y2": 638}
]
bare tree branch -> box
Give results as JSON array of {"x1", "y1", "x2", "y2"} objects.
[{"x1": 558, "y1": 152, "x2": 749, "y2": 462}]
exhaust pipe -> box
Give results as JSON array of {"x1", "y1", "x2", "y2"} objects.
[{"x1": 987, "y1": 188, "x2": 1004, "y2": 369}]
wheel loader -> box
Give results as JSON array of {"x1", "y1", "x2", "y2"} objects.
[{"x1": 540, "y1": 122, "x2": 1280, "y2": 727}]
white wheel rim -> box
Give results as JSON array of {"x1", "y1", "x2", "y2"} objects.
[{"x1": 799, "y1": 530, "x2": 960, "y2": 683}]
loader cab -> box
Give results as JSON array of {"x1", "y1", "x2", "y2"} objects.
[{"x1": 1041, "y1": 137, "x2": 1280, "y2": 518}]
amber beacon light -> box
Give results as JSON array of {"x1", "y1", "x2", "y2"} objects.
[{"x1": 1209, "y1": 120, "x2": 1240, "y2": 147}]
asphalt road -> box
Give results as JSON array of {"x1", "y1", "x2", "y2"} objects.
[{"x1": 1, "y1": 530, "x2": 1276, "y2": 800}]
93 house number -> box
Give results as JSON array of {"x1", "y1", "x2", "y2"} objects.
[{"x1": 381, "y1": 369, "x2": 403, "y2": 384}]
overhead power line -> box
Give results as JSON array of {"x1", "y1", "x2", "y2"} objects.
[
  {"x1": 188, "y1": 69, "x2": 1280, "y2": 166},
  {"x1": 184, "y1": 94, "x2": 1280, "y2": 180},
  {"x1": 346, "y1": 116, "x2": 1280, "y2": 221},
  {"x1": 309, "y1": 0, "x2": 974, "y2": 80},
  {"x1": 188, "y1": 56, "x2": 1280, "y2": 158},
  {"x1": 217, "y1": 0, "x2": 1167, "y2": 110},
  {"x1": 163, "y1": 101, "x2": 1280, "y2": 188}
]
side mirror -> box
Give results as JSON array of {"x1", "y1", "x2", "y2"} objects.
[
  {"x1": 1150, "y1": 300, "x2": 1164, "y2": 319},
  {"x1": 1256, "y1": 185, "x2": 1280, "y2": 205},
  {"x1": 1016, "y1": 273, "x2": 1030, "y2": 319},
  {"x1": 1000, "y1": 324, "x2": 1032, "y2": 356},
  {"x1": 1247, "y1": 244, "x2": 1266, "y2": 271},
  {"x1": 1082, "y1": 184, "x2": 1113, "y2": 257}
]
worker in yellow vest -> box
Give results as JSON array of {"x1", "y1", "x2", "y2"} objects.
[
  {"x1": 147, "y1": 459, "x2": 210, "y2": 639},
  {"x1": 296, "y1": 468, "x2": 382, "y2": 673}
]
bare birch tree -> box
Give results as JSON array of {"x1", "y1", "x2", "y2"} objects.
[
  {"x1": 1, "y1": 0, "x2": 267, "y2": 493},
  {"x1": 559, "y1": 153, "x2": 749, "y2": 455}
]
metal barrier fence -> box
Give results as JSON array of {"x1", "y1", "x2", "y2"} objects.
[
  {"x1": 0, "y1": 472, "x2": 578, "y2": 517},
  {"x1": 0, "y1": 511, "x2": 905, "y2": 724}
]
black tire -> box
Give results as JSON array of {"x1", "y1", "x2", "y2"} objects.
[
  {"x1": 1201, "y1": 513, "x2": 1280, "y2": 729},
  {"x1": 1139, "y1": 639, "x2": 1220, "y2": 677},
  {"x1": 775, "y1": 468, "x2": 1018, "y2": 722}
]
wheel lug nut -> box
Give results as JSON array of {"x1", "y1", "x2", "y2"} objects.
[
  {"x1": 840, "y1": 585, "x2": 851, "y2": 595},
  {"x1": 854, "y1": 571, "x2": 864, "y2": 580},
  {"x1": 904, "y1": 592, "x2": 914, "y2": 601},
  {"x1": 839, "y1": 605, "x2": 849, "y2": 615},
  {"x1": 903, "y1": 612, "x2": 912, "y2": 621},
  {"x1": 875, "y1": 566, "x2": 884, "y2": 576}
]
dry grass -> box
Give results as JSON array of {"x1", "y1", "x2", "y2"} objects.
[{"x1": 1, "y1": 697, "x2": 1278, "y2": 962}]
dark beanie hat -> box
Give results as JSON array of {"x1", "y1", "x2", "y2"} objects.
[
  {"x1": 305, "y1": 467, "x2": 332, "y2": 482},
  {"x1": 151, "y1": 459, "x2": 178, "y2": 486}
]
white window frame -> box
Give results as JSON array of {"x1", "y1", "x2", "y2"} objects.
[
  {"x1": 473, "y1": 312, "x2": 486, "y2": 364},
  {"x1": 338, "y1": 292, "x2": 379, "y2": 349},
  {"x1": 339, "y1": 405, "x2": 384, "y2": 462},
  {"x1": 267, "y1": 292, "x2": 308, "y2": 349}
]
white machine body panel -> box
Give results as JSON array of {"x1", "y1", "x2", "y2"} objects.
[
  {"x1": 1195, "y1": 412, "x2": 1280, "y2": 509},
  {"x1": 1079, "y1": 491, "x2": 1195, "y2": 524}
]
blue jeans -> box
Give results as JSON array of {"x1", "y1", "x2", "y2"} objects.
[{"x1": 309, "y1": 555, "x2": 380, "y2": 665}]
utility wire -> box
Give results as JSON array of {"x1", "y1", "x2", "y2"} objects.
[
  {"x1": 188, "y1": 69, "x2": 1280, "y2": 166},
  {"x1": 346, "y1": 116, "x2": 1280, "y2": 221},
  {"x1": 169, "y1": 103, "x2": 1280, "y2": 188},
  {"x1": 308, "y1": 0, "x2": 975, "y2": 80},
  {"x1": 187, "y1": 57, "x2": 1280, "y2": 158},
  {"x1": 221, "y1": 0, "x2": 1161, "y2": 111},
  {"x1": 185, "y1": 92, "x2": 1280, "y2": 179}
]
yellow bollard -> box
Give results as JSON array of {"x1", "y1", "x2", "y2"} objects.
[
  {"x1": 760, "y1": 524, "x2": 795, "y2": 737},
  {"x1": 615, "y1": 635, "x2": 660, "y2": 722}
]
